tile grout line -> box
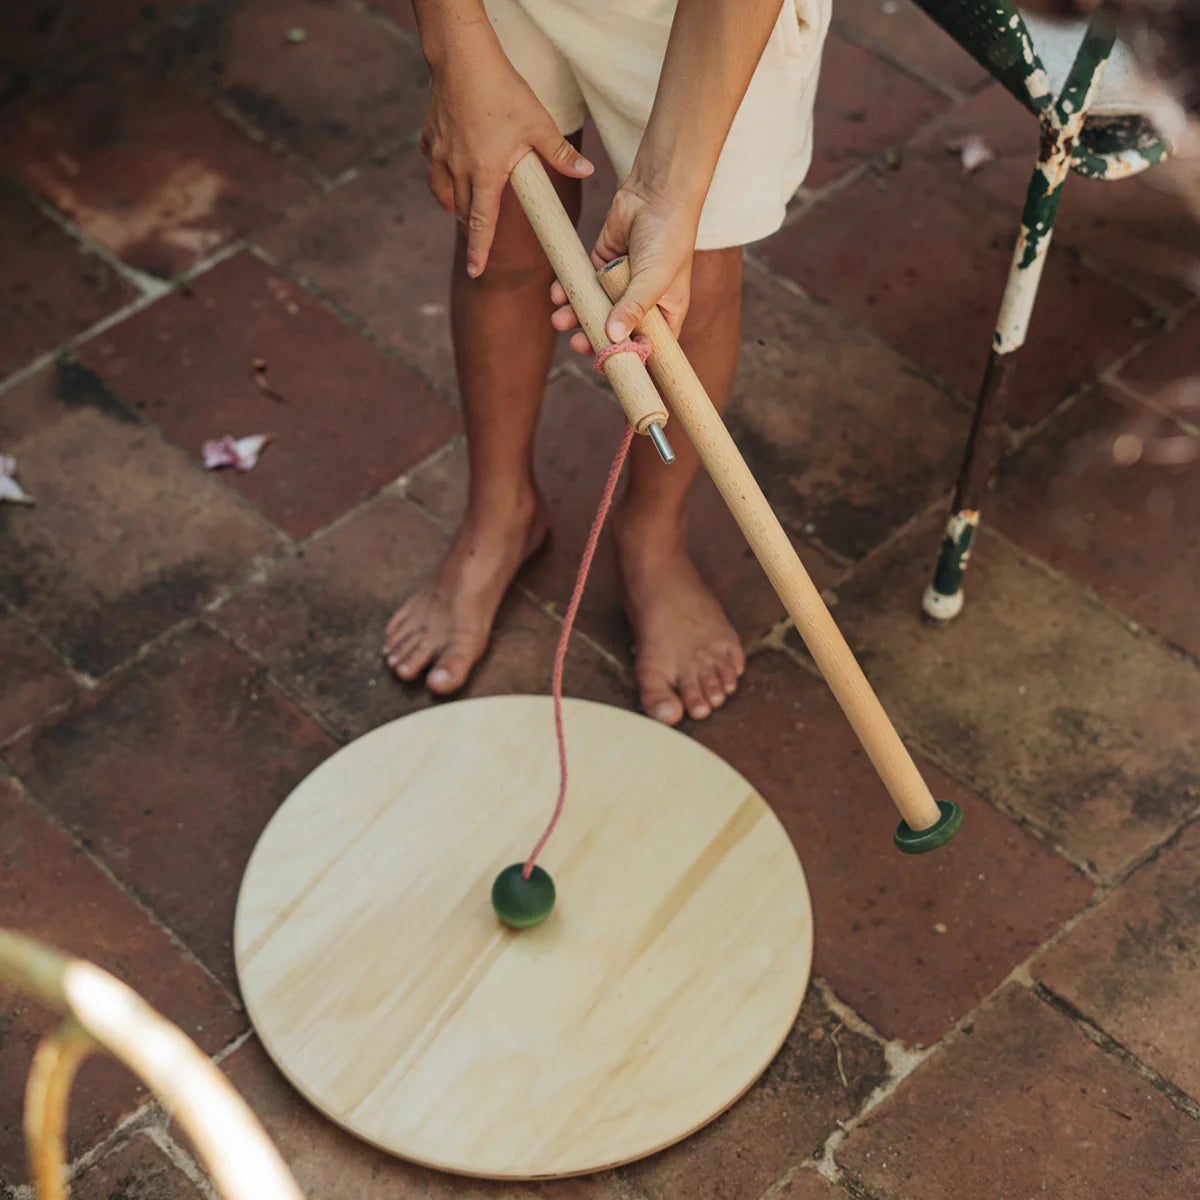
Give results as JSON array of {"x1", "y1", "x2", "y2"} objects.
[
  {"x1": 245, "y1": 241, "x2": 459, "y2": 407},
  {"x1": 801, "y1": 810, "x2": 1200, "y2": 1194},
  {"x1": 199, "y1": 618, "x2": 349, "y2": 746},
  {"x1": 1032, "y1": 982, "x2": 1200, "y2": 1121},
  {"x1": 829, "y1": 19, "x2": 979, "y2": 104},
  {"x1": 1, "y1": 770, "x2": 247, "y2": 1014},
  {"x1": 143, "y1": 1126, "x2": 222, "y2": 1200},
  {"x1": 740, "y1": 253, "x2": 976, "y2": 418},
  {"x1": 0, "y1": 174, "x2": 169, "y2": 298}
]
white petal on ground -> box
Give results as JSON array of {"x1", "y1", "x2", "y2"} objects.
[
  {"x1": 0, "y1": 455, "x2": 33, "y2": 505},
  {"x1": 947, "y1": 134, "x2": 995, "y2": 175},
  {"x1": 202, "y1": 434, "x2": 270, "y2": 471}
]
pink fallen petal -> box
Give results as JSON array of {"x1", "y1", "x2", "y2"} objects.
[
  {"x1": 0, "y1": 454, "x2": 33, "y2": 505},
  {"x1": 202, "y1": 434, "x2": 270, "y2": 471},
  {"x1": 947, "y1": 134, "x2": 995, "y2": 175},
  {"x1": 203, "y1": 435, "x2": 239, "y2": 469},
  {"x1": 230, "y1": 434, "x2": 270, "y2": 470}
]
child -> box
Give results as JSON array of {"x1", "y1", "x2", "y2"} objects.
[{"x1": 384, "y1": 0, "x2": 830, "y2": 725}]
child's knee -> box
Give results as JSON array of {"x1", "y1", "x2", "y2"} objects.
[{"x1": 689, "y1": 247, "x2": 744, "y2": 324}]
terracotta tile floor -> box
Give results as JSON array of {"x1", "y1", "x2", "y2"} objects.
[{"x1": 1, "y1": 2, "x2": 1197, "y2": 1197}]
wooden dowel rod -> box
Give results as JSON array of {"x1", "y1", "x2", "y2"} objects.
[
  {"x1": 509, "y1": 153, "x2": 668, "y2": 435},
  {"x1": 597, "y1": 256, "x2": 941, "y2": 834}
]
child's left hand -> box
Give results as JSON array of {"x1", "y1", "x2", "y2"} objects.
[{"x1": 550, "y1": 180, "x2": 702, "y2": 352}]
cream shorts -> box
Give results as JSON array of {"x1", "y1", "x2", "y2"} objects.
[{"x1": 486, "y1": 0, "x2": 832, "y2": 249}]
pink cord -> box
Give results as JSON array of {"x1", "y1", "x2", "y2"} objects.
[
  {"x1": 522, "y1": 424, "x2": 636, "y2": 878},
  {"x1": 593, "y1": 335, "x2": 651, "y2": 374}
]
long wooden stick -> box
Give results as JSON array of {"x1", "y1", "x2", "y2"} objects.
[
  {"x1": 509, "y1": 151, "x2": 950, "y2": 841},
  {"x1": 595, "y1": 256, "x2": 941, "y2": 833},
  {"x1": 509, "y1": 154, "x2": 667, "y2": 436}
]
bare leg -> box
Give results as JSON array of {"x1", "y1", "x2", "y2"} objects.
[
  {"x1": 612, "y1": 246, "x2": 745, "y2": 724},
  {"x1": 383, "y1": 154, "x2": 583, "y2": 691}
]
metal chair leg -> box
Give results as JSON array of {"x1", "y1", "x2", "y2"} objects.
[{"x1": 922, "y1": 19, "x2": 1117, "y2": 621}]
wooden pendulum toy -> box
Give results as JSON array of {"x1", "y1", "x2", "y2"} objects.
[{"x1": 232, "y1": 149, "x2": 963, "y2": 1184}]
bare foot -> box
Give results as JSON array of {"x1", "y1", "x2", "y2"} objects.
[
  {"x1": 383, "y1": 491, "x2": 547, "y2": 693},
  {"x1": 612, "y1": 506, "x2": 745, "y2": 725}
]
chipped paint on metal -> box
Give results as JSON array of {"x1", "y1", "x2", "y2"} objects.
[{"x1": 927, "y1": 509, "x2": 981, "y2": 608}]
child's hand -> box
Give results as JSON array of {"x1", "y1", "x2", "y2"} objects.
[
  {"x1": 420, "y1": 33, "x2": 593, "y2": 279},
  {"x1": 550, "y1": 181, "x2": 702, "y2": 352}
]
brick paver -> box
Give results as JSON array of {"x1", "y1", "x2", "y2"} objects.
[
  {"x1": 807, "y1": 34, "x2": 947, "y2": 190},
  {"x1": 829, "y1": 518, "x2": 1200, "y2": 881},
  {"x1": 0, "y1": 53, "x2": 314, "y2": 277},
  {"x1": 771, "y1": 1170, "x2": 848, "y2": 1200},
  {"x1": 77, "y1": 252, "x2": 460, "y2": 538},
  {"x1": 992, "y1": 386, "x2": 1200, "y2": 659},
  {"x1": 730, "y1": 267, "x2": 969, "y2": 561},
  {"x1": 832, "y1": 0, "x2": 989, "y2": 95},
  {"x1": 1, "y1": 4, "x2": 1198, "y2": 1197},
  {"x1": 0, "y1": 612, "x2": 75, "y2": 744},
  {"x1": 1120, "y1": 307, "x2": 1200, "y2": 413},
  {"x1": 256, "y1": 144, "x2": 458, "y2": 396},
  {"x1": 0, "y1": 393, "x2": 279, "y2": 676},
  {"x1": 695, "y1": 651, "x2": 1093, "y2": 1045},
  {"x1": 71, "y1": 1134, "x2": 207, "y2": 1200},
  {"x1": 622, "y1": 991, "x2": 885, "y2": 1200},
  {"x1": 3, "y1": 0, "x2": 196, "y2": 70},
  {"x1": 0, "y1": 777, "x2": 242, "y2": 1180},
  {"x1": 761, "y1": 158, "x2": 1153, "y2": 425},
  {"x1": 3, "y1": 626, "x2": 337, "y2": 989},
  {"x1": 0, "y1": 181, "x2": 135, "y2": 377},
  {"x1": 838, "y1": 986, "x2": 1200, "y2": 1199},
  {"x1": 1036, "y1": 817, "x2": 1200, "y2": 1101},
  {"x1": 147, "y1": 0, "x2": 429, "y2": 177}
]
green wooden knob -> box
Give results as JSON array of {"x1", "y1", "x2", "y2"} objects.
[
  {"x1": 894, "y1": 800, "x2": 963, "y2": 854},
  {"x1": 492, "y1": 863, "x2": 556, "y2": 929}
]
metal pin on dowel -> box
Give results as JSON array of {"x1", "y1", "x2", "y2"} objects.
[{"x1": 646, "y1": 421, "x2": 675, "y2": 464}]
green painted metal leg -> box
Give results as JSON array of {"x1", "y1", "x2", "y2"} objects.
[{"x1": 923, "y1": 17, "x2": 1115, "y2": 623}]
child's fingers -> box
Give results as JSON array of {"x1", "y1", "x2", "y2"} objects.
[
  {"x1": 536, "y1": 132, "x2": 594, "y2": 179},
  {"x1": 464, "y1": 177, "x2": 504, "y2": 278},
  {"x1": 550, "y1": 304, "x2": 579, "y2": 332},
  {"x1": 550, "y1": 280, "x2": 568, "y2": 307},
  {"x1": 570, "y1": 330, "x2": 591, "y2": 355},
  {"x1": 428, "y1": 160, "x2": 455, "y2": 215}
]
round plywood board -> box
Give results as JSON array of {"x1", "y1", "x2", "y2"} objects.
[{"x1": 235, "y1": 695, "x2": 812, "y2": 1179}]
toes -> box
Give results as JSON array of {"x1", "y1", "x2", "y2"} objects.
[
  {"x1": 719, "y1": 648, "x2": 742, "y2": 695},
  {"x1": 384, "y1": 602, "x2": 417, "y2": 643},
  {"x1": 383, "y1": 626, "x2": 423, "y2": 661},
  {"x1": 679, "y1": 673, "x2": 712, "y2": 722},
  {"x1": 701, "y1": 664, "x2": 728, "y2": 710},
  {"x1": 426, "y1": 635, "x2": 484, "y2": 694},
  {"x1": 394, "y1": 640, "x2": 436, "y2": 681},
  {"x1": 640, "y1": 672, "x2": 684, "y2": 726}
]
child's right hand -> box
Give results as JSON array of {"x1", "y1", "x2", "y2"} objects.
[{"x1": 418, "y1": 19, "x2": 593, "y2": 279}]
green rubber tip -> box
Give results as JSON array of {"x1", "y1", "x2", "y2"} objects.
[
  {"x1": 894, "y1": 800, "x2": 963, "y2": 854},
  {"x1": 492, "y1": 863, "x2": 556, "y2": 929}
]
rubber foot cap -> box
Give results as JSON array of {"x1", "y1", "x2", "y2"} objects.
[
  {"x1": 922, "y1": 585, "x2": 964, "y2": 621},
  {"x1": 894, "y1": 800, "x2": 963, "y2": 854}
]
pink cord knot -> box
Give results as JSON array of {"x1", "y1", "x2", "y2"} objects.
[{"x1": 593, "y1": 334, "x2": 652, "y2": 375}]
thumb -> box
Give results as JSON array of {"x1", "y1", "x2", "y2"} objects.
[
  {"x1": 605, "y1": 261, "x2": 669, "y2": 343},
  {"x1": 536, "y1": 131, "x2": 594, "y2": 179}
]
